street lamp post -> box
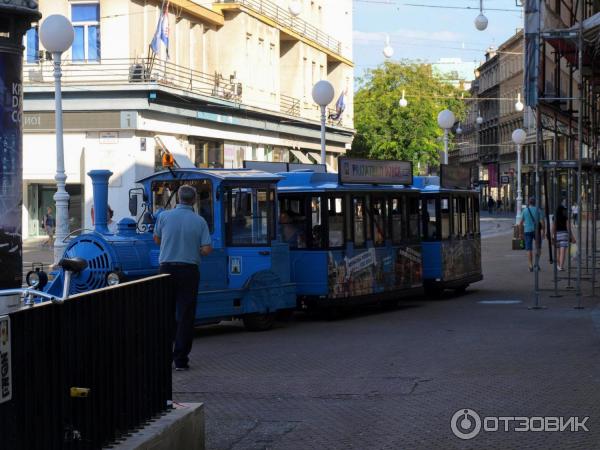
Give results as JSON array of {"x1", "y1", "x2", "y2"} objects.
[
  {"x1": 437, "y1": 109, "x2": 456, "y2": 165},
  {"x1": 40, "y1": 15, "x2": 75, "y2": 264},
  {"x1": 312, "y1": 80, "x2": 335, "y2": 165},
  {"x1": 512, "y1": 128, "x2": 526, "y2": 224}
]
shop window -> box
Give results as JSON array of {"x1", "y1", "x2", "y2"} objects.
[
  {"x1": 72, "y1": 3, "x2": 101, "y2": 62},
  {"x1": 440, "y1": 197, "x2": 450, "y2": 239},
  {"x1": 353, "y1": 197, "x2": 366, "y2": 247},
  {"x1": 191, "y1": 139, "x2": 224, "y2": 168},
  {"x1": 390, "y1": 197, "x2": 404, "y2": 244},
  {"x1": 278, "y1": 196, "x2": 307, "y2": 248},
  {"x1": 371, "y1": 196, "x2": 387, "y2": 246},
  {"x1": 328, "y1": 196, "x2": 344, "y2": 247}
]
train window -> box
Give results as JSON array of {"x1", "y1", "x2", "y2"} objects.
[
  {"x1": 452, "y1": 197, "x2": 460, "y2": 238},
  {"x1": 423, "y1": 198, "x2": 438, "y2": 240},
  {"x1": 151, "y1": 179, "x2": 214, "y2": 232},
  {"x1": 328, "y1": 196, "x2": 344, "y2": 248},
  {"x1": 459, "y1": 196, "x2": 467, "y2": 238},
  {"x1": 466, "y1": 196, "x2": 474, "y2": 236},
  {"x1": 310, "y1": 196, "x2": 324, "y2": 248},
  {"x1": 225, "y1": 185, "x2": 274, "y2": 246},
  {"x1": 353, "y1": 197, "x2": 366, "y2": 247},
  {"x1": 408, "y1": 197, "x2": 420, "y2": 240},
  {"x1": 390, "y1": 197, "x2": 404, "y2": 244},
  {"x1": 278, "y1": 197, "x2": 307, "y2": 248},
  {"x1": 371, "y1": 196, "x2": 387, "y2": 246},
  {"x1": 440, "y1": 197, "x2": 450, "y2": 239}
]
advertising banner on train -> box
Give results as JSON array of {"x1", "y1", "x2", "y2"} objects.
[
  {"x1": 0, "y1": 52, "x2": 23, "y2": 288},
  {"x1": 338, "y1": 158, "x2": 413, "y2": 185},
  {"x1": 442, "y1": 239, "x2": 481, "y2": 281},
  {"x1": 327, "y1": 245, "x2": 422, "y2": 299}
]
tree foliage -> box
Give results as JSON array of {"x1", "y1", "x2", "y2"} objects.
[{"x1": 351, "y1": 61, "x2": 467, "y2": 171}]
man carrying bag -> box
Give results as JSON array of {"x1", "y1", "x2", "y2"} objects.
[{"x1": 519, "y1": 197, "x2": 545, "y2": 272}]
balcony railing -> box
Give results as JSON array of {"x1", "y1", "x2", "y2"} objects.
[
  {"x1": 218, "y1": 0, "x2": 343, "y2": 56},
  {"x1": 280, "y1": 93, "x2": 300, "y2": 116}
]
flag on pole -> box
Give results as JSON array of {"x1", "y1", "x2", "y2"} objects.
[
  {"x1": 151, "y1": 1, "x2": 170, "y2": 58},
  {"x1": 328, "y1": 90, "x2": 346, "y2": 121}
]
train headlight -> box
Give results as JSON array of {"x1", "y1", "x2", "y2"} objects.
[
  {"x1": 26, "y1": 269, "x2": 48, "y2": 290},
  {"x1": 106, "y1": 272, "x2": 122, "y2": 286}
]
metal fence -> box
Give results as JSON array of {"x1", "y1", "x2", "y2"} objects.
[{"x1": 0, "y1": 274, "x2": 174, "y2": 450}]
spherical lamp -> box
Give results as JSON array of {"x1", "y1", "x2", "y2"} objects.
[
  {"x1": 512, "y1": 128, "x2": 527, "y2": 145},
  {"x1": 474, "y1": 13, "x2": 488, "y2": 31},
  {"x1": 383, "y1": 34, "x2": 394, "y2": 59},
  {"x1": 456, "y1": 124, "x2": 463, "y2": 135},
  {"x1": 40, "y1": 15, "x2": 74, "y2": 53},
  {"x1": 437, "y1": 109, "x2": 456, "y2": 130},
  {"x1": 515, "y1": 93, "x2": 524, "y2": 112},
  {"x1": 312, "y1": 80, "x2": 335, "y2": 107},
  {"x1": 399, "y1": 90, "x2": 408, "y2": 108},
  {"x1": 476, "y1": 114, "x2": 484, "y2": 125},
  {"x1": 289, "y1": 1, "x2": 302, "y2": 17}
]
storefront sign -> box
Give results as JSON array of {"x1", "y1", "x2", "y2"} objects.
[
  {"x1": 440, "y1": 165, "x2": 471, "y2": 190},
  {"x1": 0, "y1": 316, "x2": 11, "y2": 404},
  {"x1": 338, "y1": 158, "x2": 412, "y2": 185}
]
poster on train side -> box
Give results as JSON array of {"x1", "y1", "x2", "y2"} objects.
[{"x1": 327, "y1": 245, "x2": 422, "y2": 299}]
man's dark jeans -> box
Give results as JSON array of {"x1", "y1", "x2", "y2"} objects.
[{"x1": 159, "y1": 263, "x2": 200, "y2": 368}]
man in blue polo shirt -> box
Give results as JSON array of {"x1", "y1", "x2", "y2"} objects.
[
  {"x1": 154, "y1": 185, "x2": 212, "y2": 371},
  {"x1": 520, "y1": 196, "x2": 545, "y2": 272}
]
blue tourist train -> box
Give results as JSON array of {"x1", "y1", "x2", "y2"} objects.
[{"x1": 27, "y1": 158, "x2": 482, "y2": 329}]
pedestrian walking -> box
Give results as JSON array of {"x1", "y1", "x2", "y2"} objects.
[
  {"x1": 42, "y1": 206, "x2": 55, "y2": 247},
  {"x1": 153, "y1": 185, "x2": 212, "y2": 371},
  {"x1": 488, "y1": 197, "x2": 495, "y2": 214},
  {"x1": 519, "y1": 197, "x2": 545, "y2": 272},
  {"x1": 552, "y1": 199, "x2": 574, "y2": 271},
  {"x1": 571, "y1": 202, "x2": 579, "y2": 226}
]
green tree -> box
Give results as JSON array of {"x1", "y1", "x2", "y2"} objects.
[{"x1": 351, "y1": 61, "x2": 467, "y2": 171}]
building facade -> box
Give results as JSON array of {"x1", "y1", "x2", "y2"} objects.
[{"x1": 22, "y1": 0, "x2": 354, "y2": 237}]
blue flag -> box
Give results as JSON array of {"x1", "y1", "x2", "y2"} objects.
[{"x1": 151, "y1": 2, "x2": 169, "y2": 58}]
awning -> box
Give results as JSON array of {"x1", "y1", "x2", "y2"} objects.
[
  {"x1": 290, "y1": 149, "x2": 312, "y2": 164},
  {"x1": 307, "y1": 152, "x2": 335, "y2": 172}
]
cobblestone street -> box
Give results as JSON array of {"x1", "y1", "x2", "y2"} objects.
[{"x1": 172, "y1": 228, "x2": 600, "y2": 450}]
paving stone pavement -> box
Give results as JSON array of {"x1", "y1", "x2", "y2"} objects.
[{"x1": 173, "y1": 233, "x2": 600, "y2": 450}]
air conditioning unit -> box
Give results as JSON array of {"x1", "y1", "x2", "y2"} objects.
[{"x1": 129, "y1": 63, "x2": 145, "y2": 82}]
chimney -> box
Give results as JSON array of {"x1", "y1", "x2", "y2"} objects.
[{"x1": 88, "y1": 170, "x2": 113, "y2": 234}]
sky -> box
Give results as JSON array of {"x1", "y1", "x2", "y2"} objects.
[{"x1": 352, "y1": 0, "x2": 524, "y2": 79}]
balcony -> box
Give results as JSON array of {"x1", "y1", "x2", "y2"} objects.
[{"x1": 215, "y1": 0, "x2": 350, "y2": 63}]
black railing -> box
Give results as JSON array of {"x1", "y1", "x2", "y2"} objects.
[{"x1": 0, "y1": 274, "x2": 174, "y2": 450}]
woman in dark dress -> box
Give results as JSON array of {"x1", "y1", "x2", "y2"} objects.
[{"x1": 552, "y1": 200, "x2": 574, "y2": 271}]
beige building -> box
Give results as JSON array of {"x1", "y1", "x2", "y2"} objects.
[{"x1": 22, "y1": 0, "x2": 354, "y2": 237}]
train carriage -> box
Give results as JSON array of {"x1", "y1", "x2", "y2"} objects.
[
  {"x1": 414, "y1": 171, "x2": 483, "y2": 296},
  {"x1": 276, "y1": 158, "x2": 424, "y2": 309}
]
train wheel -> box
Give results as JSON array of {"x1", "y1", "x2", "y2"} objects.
[
  {"x1": 424, "y1": 286, "x2": 442, "y2": 299},
  {"x1": 454, "y1": 284, "x2": 468, "y2": 295},
  {"x1": 243, "y1": 313, "x2": 276, "y2": 331}
]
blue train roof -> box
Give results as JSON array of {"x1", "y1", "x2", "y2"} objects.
[
  {"x1": 277, "y1": 171, "x2": 419, "y2": 193},
  {"x1": 413, "y1": 176, "x2": 478, "y2": 194},
  {"x1": 137, "y1": 168, "x2": 283, "y2": 184}
]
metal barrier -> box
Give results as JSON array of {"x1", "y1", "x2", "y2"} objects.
[{"x1": 0, "y1": 274, "x2": 174, "y2": 450}]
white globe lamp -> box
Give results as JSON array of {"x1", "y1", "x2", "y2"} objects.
[
  {"x1": 476, "y1": 115, "x2": 484, "y2": 125},
  {"x1": 515, "y1": 93, "x2": 524, "y2": 112},
  {"x1": 312, "y1": 80, "x2": 335, "y2": 166},
  {"x1": 512, "y1": 128, "x2": 526, "y2": 145},
  {"x1": 288, "y1": 1, "x2": 302, "y2": 17},
  {"x1": 512, "y1": 128, "x2": 526, "y2": 224},
  {"x1": 40, "y1": 14, "x2": 74, "y2": 53},
  {"x1": 456, "y1": 125, "x2": 463, "y2": 135},
  {"x1": 399, "y1": 90, "x2": 408, "y2": 108},
  {"x1": 437, "y1": 109, "x2": 455, "y2": 165},
  {"x1": 474, "y1": 13, "x2": 488, "y2": 31}
]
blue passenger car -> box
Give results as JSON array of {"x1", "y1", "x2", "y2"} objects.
[
  {"x1": 276, "y1": 161, "x2": 423, "y2": 309},
  {"x1": 44, "y1": 168, "x2": 296, "y2": 330},
  {"x1": 414, "y1": 175, "x2": 483, "y2": 295}
]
